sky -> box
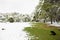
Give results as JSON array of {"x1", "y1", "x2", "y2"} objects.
[{"x1": 0, "y1": 0, "x2": 39, "y2": 14}]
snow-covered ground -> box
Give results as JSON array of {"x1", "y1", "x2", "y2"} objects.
[
  {"x1": 0, "y1": 22, "x2": 31, "y2": 40},
  {"x1": 47, "y1": 22, "x2": 60, "y2": 27}
]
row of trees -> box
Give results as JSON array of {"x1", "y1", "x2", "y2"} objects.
[
  {"x1": 0, "y1": 13, "x2": 31, "y2": 22},
  {"x1": 33, "y1": 0, "x2": 60, "y2": 24}
]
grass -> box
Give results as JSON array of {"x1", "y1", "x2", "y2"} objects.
[{"x1": 24, "y1": 22, "x2": 60, "y2": 40}]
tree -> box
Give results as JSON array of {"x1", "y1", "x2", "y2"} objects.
[
  {"x1": 33, "y1": 0, "x2": 44, "y2": 22},
  {"x1": 41, "y1": 0, "x2": 60, "y2": 24},
  {"x1": 33, "y1": 0, "x2": 60, "y2": 24},
  {"x1": 40, "y1": 10, "x2": 47, "y2": 23}
]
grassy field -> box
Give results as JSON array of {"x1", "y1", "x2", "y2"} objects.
[{"x1": 24, "y1": 22, "x2": 60, "y2": 40}]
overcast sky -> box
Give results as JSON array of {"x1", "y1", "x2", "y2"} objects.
[{"x1": 0, "y1": 0, "x2": 39, "y2": 14}]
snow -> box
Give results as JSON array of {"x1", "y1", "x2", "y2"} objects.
[
  {"x1": 47, "y1": 22, "x2": 60, "y2": 27},
  {"x1": 0, "y1": 22, "x2": 31, "y2": 40}
]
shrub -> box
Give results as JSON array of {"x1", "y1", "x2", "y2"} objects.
[{"x1": 8, "y1": 17, "x2": 14, "y2": 23}]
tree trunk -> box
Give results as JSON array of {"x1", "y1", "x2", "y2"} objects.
[
  {"x1": 51, "y1": 17, "x2": 53, "y2": 24},
  {"x1": 44, "y1": 18, "x2": 46, "y2": 23}
]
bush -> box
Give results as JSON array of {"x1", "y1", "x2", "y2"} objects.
[{"x1": 8, "y1": 17, "x2": 14, "y2": 23}]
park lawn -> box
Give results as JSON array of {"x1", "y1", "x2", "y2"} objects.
[{"x1": 24, "y1": 22, "x2": 60, "y2": 40}]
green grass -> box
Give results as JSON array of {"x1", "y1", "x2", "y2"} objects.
[{"x1": 24, "y1": 22, "x2": 60, "y2": 40}]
